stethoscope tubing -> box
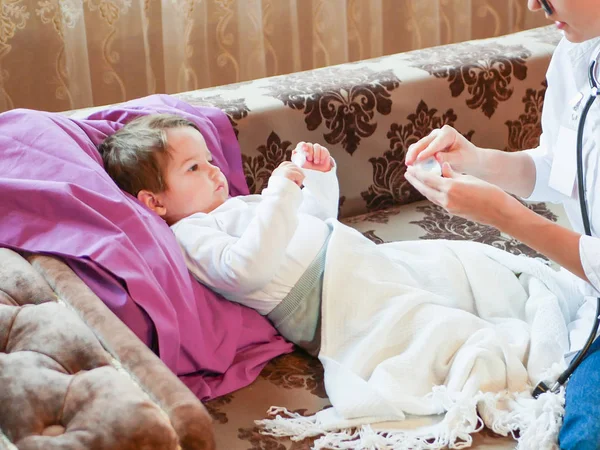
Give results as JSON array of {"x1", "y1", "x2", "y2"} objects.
[{"x1": 555, "y1": 89, "x2": 600, "y2": 387}]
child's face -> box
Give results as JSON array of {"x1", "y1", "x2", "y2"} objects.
[
  {"x1": 157, "y1": 126, "x2": 229, "y2": 224},
  {"x1": 528, "y1": 0, "x2": 600, "y2": 42}
]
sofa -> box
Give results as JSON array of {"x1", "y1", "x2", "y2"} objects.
[{"x1": 0, "y1": 24, "x2": 564, "y2": 449}]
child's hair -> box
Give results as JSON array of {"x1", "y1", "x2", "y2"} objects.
[{"x1": 99, "y1": 114, "x2": 200, "y2": 196}]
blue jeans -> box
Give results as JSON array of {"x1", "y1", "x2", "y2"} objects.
[{"x1": 559, "y1": 336, "x2": 600, "y2": 450}]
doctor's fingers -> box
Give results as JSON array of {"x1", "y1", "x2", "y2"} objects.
[
  {"x1": 406, "y1": 164, "x2": 450, "y2": 189},
  {"x1": 404, "y1": 170, "x2": 448, "y2": 207},
  {"x1": 405, "y1": 165, "x2": 480, "y2": 212},
  {"x1": 405, "y1": 125, "x2": 460, "y2": 166},
  {"x1": 405, "y1": 130, "x2": 440, "y2": 165}
]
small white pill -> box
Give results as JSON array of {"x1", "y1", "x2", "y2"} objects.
[
  {"x1": 413, "y1": 157, "x2": 442, "y2": 176},
  {"x1": 292, "y1": 151, "x2": 307, "y2": 167}
]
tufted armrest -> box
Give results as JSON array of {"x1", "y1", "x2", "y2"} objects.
[{"x1": 0, "y1": 248, "x2": 214, "y2": 450}]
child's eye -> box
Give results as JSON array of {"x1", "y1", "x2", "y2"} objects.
[{"x1": 188, "y1": 164, "x2": 198, "y2": 172}]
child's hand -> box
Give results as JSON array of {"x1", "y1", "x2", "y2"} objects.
[
  {"x1": 292, "y1": 142, "x2": 332, "y2": 172},
  {"x1": 272, "y1": 161, "x2": 305, "y2": 187}
]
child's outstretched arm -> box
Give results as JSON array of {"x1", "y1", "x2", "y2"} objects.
[
  {"x1": 172, "y1": 164, "x2": 304, "y2": 296},
  {"x1": 292, "y1": 142, "x2": 340, "y2": 220}
]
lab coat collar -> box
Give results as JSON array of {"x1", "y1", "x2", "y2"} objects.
[
  {"x1": 563, "y1": 36, "x2": 600, "y2": 90},
  {"x1": 566, "y1": 36, "x2": 600, "y2": 66}
]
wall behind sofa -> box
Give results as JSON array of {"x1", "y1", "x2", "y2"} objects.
[{"x1": 1, "y1": 0, "x2": 549, "y2": 113}]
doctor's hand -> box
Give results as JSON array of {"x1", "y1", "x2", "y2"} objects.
[
  {"x1": 405, "y1": 125, "x2": 480, "y2": 176},
  {"x1": 292, "y1": 142, "x2": 333, "y2": 172},
  {"x1": 405, "y1": 162, "x2": 522, "y2": 228}
]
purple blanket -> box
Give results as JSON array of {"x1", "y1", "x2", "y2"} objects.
[{"x1": 0, "y1": 94, "x2": 293, "y2": 400}]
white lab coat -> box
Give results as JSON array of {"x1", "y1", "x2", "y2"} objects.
[{"x1": 525, "y1": 36, "x2": 600, "y2": 297}]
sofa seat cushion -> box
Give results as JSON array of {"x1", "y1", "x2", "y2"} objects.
[
  {"x1": 342, "y1": 199, "x2": 569, "y2": 260},
  {"x1": 205, "y1": 198, "x2": 569, "y2": 449}
]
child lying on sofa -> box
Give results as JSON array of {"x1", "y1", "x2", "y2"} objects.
[
  {"x1": 100, "y1": 113, "x2": 336, "y2": 356},
  {"x1": 99, "y1": 112, "x2": 575, "y2": 448}
]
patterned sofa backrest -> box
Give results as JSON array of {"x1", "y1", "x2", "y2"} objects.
[{"x1": 178, "y1": 26, "x2": 562, "y2": 219}]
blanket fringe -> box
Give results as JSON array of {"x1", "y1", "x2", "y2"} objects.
[
  {"x1": 257, "y1": 408, "x2": 475, "y2": 449},
  {"x1": 257, "y1": 406, "x2": 330, "y2": 441},
  {"x1": 256, "y1": 387, "x2": 564, "y2": 450},
  {"x1": 477, "y1": 389, "x2": 564, "y2": 450}
]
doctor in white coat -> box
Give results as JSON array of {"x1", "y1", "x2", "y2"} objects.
[{"x1": 405, "y1": 1, "x2": 600, "y2": 449}]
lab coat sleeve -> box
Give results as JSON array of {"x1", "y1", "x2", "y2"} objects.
[
  {"x1": 298, "y1": 160, "x2": 340, "y2": 220},
  {"x1": 521, "y1": 39, "x2": 569, "y2": 204},
  {"x1": 172, "y1": 176, "x2": 303, "y2": 295},
  {"x1": 521, "y1": 138, "x2": 565, "y2": 203},
  {"x1": 579, "y1": 235, "x2": 600, "y2": 296}
]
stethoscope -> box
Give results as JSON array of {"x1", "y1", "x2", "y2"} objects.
[{"x1": 533, "y1": 0, "x2": 600, "y2": 397}]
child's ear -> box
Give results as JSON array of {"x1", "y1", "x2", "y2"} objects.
[{"x1": 137, "y1": 189, "x2": 167, "y2": 217}]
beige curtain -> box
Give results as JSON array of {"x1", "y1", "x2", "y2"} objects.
[{"x1": 0, "y1": 0, "x2": 549, "y2": 113}]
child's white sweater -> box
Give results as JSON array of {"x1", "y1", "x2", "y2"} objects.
[{"x1": 171, "y1": 166, "x2": 339, "y2": 315}]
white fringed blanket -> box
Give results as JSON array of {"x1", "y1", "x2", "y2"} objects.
[{"x1": 258, "y1": 222, "x2": 581, "y2": 449}]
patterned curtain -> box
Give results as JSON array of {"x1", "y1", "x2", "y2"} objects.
[{"x1": 0, "y1": 0, "x2": 549, "y2": 113}]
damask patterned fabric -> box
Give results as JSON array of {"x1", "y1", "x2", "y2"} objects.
[
  {"x1": 162, "y1": 25, "x2": 562, "y2": 219},
  {"x1": 64, "y1": 25, "x2": 566, "y2": 449}
]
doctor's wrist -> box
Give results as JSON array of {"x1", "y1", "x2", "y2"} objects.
[
  {"x1": 492, "y1": 193, "x2": 531, "y2": 231},
  {"x1": 468, "y1": 147, "x2": 498, "y2": 179}
]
